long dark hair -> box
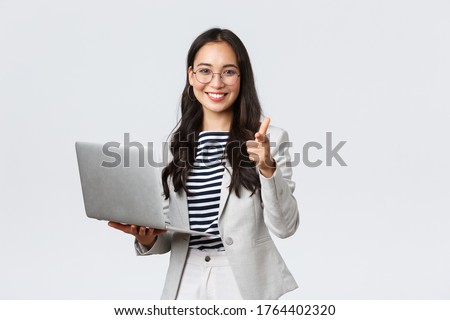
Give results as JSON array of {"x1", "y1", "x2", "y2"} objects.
[{"x1": 162, "y1": 28, "x2": 262, "y2": 199}]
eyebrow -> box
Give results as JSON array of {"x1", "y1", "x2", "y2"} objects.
[{"x1": 196, "y1": 63, "x2": 239, "y2": 69}]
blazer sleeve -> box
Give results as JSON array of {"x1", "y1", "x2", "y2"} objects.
[
  {"x1": 259, "y1": 127, "x2": 300, "y2": 238},
  {"x1": 135, "y1": 172, "x2": 172, "y2": 256}
]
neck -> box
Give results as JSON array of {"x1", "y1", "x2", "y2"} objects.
[{"x1": 202, "y1": 109, "x2": 233, "y2": 131}]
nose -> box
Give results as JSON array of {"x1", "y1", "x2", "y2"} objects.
[{"x1": 209, "y1": 73, "x2": 225, "y2": 88}]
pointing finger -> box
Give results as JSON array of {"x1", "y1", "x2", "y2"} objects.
[{"x1": 258, "y1": 117, "x2": 270, "y2": 136}]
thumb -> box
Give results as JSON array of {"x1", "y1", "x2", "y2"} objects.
[{"x1": 255, "y1": 132, "x2": 266, "y2": 143}]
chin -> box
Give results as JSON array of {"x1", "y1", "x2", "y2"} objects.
[{"x1": 207, "y1": 106, "x2": 232, "y2": 113}]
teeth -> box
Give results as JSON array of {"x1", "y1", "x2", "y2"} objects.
[{"x1": 208, "y1": 93, "x2": 225, "y2": 99}]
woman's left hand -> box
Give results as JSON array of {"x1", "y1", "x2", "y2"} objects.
[{"x1": 246, "y1": 117, "x2": 276, "y2": 178}]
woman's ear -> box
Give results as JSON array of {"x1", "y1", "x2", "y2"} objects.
[{"x1": 188, "y1": 66, "x2": 194, "y2": 86}]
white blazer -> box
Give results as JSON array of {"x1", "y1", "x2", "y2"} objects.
[{"x1": 135, "y1": 125, "x2": 300, "y2": 299}]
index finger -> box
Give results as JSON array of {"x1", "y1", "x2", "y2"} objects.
[
  {"x1": 108, "y1": 221, "x2": 131, "y2": 233},
  {"x1": 258, "y1": 117, "x2": 271, "y2": 136}
]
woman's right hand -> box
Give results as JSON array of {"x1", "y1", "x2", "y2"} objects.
[{"x1": 108, "y1": 222, "x2": 167, "y2": 248}]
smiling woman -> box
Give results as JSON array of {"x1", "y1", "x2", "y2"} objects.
[
  {"x1": 188, "y1": 41, "x2": 241, "y2": 125},
  {"x1": 108, "y1": 28, "x2": 300, "y2": 300}
]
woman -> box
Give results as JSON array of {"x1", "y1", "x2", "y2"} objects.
[{"x1": 109, "y1": 28, "x2": 299, "y2": 299}]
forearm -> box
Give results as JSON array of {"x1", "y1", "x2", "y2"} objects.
[
  {"x1": 135, "y1": 232, "x2": 172, "y2": 256},
  {"x1": 260, "y1": 128, "x2": 300, "y2": 238},
  {"x1": 260, "y1": 168, "x2": 299, "y2": 238}
]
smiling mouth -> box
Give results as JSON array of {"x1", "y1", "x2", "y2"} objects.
[
  {"x1": 206, "y1": 92, "x2": 228, "y2": 102},
  {"x1": 207, "y1": 92, "x2": 227, "y2": 99}
]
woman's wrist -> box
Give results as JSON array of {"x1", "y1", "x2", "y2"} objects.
[
  {"x1": 259, "y1": 158, "x2": 276, "y2": 178},
  {"x1": 259, "y1": 167, "x2": 275, "y2": 178},
  {"x1": 139, "y1": 235, "x2": 158, "y2": 249}
]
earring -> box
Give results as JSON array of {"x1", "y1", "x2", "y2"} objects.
[{"x1": 187, "y1": 85, "x2": 197, "y2": 102}]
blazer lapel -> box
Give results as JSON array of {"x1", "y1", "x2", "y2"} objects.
[
  {"x1": 217, "y1": 163, "x2": 232, "y2": 219},
  {"x1": 173, "y1": 188, "x2": 189, "y2": 228}
]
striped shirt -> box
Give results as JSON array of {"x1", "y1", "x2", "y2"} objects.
[{"x1": 187, "y1": 131, "x2": 229, "y2": 251}]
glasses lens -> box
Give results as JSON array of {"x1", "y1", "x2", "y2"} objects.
[
  {"x1": 222, "y1": 74, "x2": 239, "y2": 85},
  {"x1": 194, "y1": 69, "x2": 212, "y2": 84}
]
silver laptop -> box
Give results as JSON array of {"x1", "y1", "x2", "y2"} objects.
[{"x1": 75, "y1": 141, "x2": 212, "y2": 237}]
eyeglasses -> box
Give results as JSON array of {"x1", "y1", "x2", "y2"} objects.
[{"x1": 193, "y1": 68, "x2": 240, "y2": 86}]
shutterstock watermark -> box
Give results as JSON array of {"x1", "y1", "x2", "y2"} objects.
[
  {"x1": 291, "y1": 132, "x2": 347, "y2": 167},
  {"x1": 101, "y1": 132, "x2": 347, "y2": 168}
]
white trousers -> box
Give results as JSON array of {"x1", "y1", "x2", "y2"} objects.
[{"x1": 176, "y1": 249, "x2": 243, "y2": 300}]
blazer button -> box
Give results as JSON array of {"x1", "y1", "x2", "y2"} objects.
[
  {"x1": 205, "y1": 256, "x2": 211, "y2": 262},
  {"x1": 225, "y1": 237, "x2": 233, "y2": 245}
]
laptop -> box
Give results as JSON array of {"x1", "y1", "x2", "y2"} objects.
[{"x1": 75, "y1": 141, "x2": 212, "y2": 237}]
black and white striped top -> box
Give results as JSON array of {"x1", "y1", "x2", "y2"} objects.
[{"x1": 187, "y1": 131, "x2": 228, "y2": 251}]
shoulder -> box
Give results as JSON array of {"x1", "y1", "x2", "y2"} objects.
[{"x1": 266, "y1": 124, "x2": 289, "y2": 144}]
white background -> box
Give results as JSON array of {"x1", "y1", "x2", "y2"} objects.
[{"x1": 1, "y1": 0, "x2": 449, "y2": 299}]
